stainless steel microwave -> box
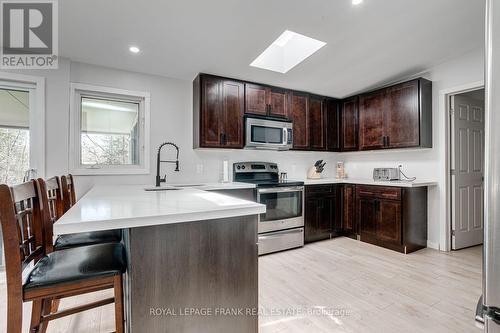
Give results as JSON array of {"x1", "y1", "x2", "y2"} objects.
[{"x1": 245, "y1": 117, "x2": 293, "y2": 150}]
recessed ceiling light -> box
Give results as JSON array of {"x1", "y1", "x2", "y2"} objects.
[
  {"x1": 250, "y1": 30, "x2": 326, "y2": 74},
  {"x1": 129, "y1": 46, "x2": 140, "y2": 53},
  {"x1": 352, "y1": 0, "x2": 363, "y2": 5}
]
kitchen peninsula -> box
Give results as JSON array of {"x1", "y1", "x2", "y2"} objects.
[{"x1": 54, "y1": 185, "x2": 265, "y2": 333}]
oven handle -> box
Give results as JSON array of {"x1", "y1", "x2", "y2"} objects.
[{"x1": 257, "y1": 186, "x2": 304, "y2": 194}]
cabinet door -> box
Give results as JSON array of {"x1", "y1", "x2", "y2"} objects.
[
  {"x1": 359, "y1": 90, "x2": 386, "y2": 150},
  {"x1": 268, "y1": 88, "x2": 289, "y2": 118},
  {"x1": 386, "y1": 80, "x2": 420, "y2": 148},
  {"x1": 377, "y1": 199, "x2": 402, "y2": 244},
  {"x1": 200, "y1": 76, "x2": 222, "y2": 147},
  {"x1": 343, "y1": 184, "x2": 356, "y2": 238},
  {"x1": 291, "y1": 92, "x2": 309, "y2": 149},
  {"x1": 245, "y1": 83, "x2": 268, "y2": 116},
  {"x1": 305, "y1": 196, "x2": 333, "y2": 243},
  {"x1": 357, "y1": 197, "x2": 377, "y2": 238},
  {"x1": 341, "y1": 97, "x2": 359, "y2": 151},
  {"x1": 221, "y1": 80, "x2": 245, "y2": 148},
  {"x1": 326, "y1": 99, "x2": 341, "y2": 151},
  {"x1": 309, "y1": 95, "x2": 326, "y2": 150}
]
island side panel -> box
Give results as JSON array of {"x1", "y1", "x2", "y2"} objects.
[{"x1": 127, "y1": 215, "x2": 258, "y2": 333}]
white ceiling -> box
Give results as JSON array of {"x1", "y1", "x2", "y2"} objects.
[{"x1": 60, "y1": 0, "x2": 485, "y2": 98}]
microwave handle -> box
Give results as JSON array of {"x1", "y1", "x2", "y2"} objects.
[{"x1": 283, "y1": 128, "x2": 288, "y2": 144}]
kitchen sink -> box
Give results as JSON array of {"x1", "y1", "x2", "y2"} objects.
[
  {"x1": 172, "y1": 184, "x2": 205, "y2": 188},
  {"x1": 144, "y1": 187, "x2": 181, "y2": 191}
]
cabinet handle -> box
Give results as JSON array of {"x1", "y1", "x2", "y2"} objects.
[
  {"x1": 220, "y1": 133, "x2": 227, "y2": 145},
  {"x1": 383, "y1": 136, "x2": 387, "y2": 147},
  {"x1": 386, "y1": 136, "x2": 390, "y2": 147}
]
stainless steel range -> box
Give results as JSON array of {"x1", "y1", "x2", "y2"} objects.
[{"x1": 233, "y1": 162, "x2": 304, "y2": 255}]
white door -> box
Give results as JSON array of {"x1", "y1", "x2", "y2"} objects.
[{"x1": 451, "y1": 93, "x2": 485, "y2": 249}]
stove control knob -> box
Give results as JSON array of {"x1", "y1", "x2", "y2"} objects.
[
  {"x1": 237, "y1": 166, "x2": 241, "y2": 170},
  {"x1": 242, "y1": 165, "x2": 246, "y2": 170}
]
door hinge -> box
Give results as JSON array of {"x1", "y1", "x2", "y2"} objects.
[
  {"x1": 450, "y1": 108, "x2": 455, "y2": 116},
  {"x1": 450, "y1": 169, "x2": 456, "y2": 176},
  {"x1": 451, "y1": 230, "x2": 456, "y2": 237}
]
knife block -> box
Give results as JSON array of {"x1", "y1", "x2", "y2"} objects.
[{"x1": 307, "y1": 166, "x2": 322, "y2": 179}]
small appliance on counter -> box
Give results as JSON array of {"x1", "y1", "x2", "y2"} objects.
[
  {"x1": 372, "y1": 166, "x2": 416, "y2": 181},
  {"x1": 336, "y1": 162, "x2": 347, "y2": 179},
  {"x1": 373, "y1": 168, "x2": 400, "y2": 181},
  {"x1": 307, "y1": 160, "x2": 326, "y2": 179}
]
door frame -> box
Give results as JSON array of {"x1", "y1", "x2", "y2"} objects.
[
  {"x1": 0, "y1": 71, "x2": 46, "y2": 178},
  {"x1": 441, "y1": 81, "x2": 484, "y2": 252}
]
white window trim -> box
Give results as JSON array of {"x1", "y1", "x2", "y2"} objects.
[
  {"x1": 0, "y1": 71, "x2": 46, "y2": 179},
  {"x1": 69, "y1": 83, "x2": 150, "y2": 175}
]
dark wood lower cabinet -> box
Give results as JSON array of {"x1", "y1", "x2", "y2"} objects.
[
  {"x1": 342, "y1": 184, "x2": 357, "y2": 238},
  {"x1": 304, "y1": 185, "x2": 341, "y2": 243},
  {"x1": 355, "y1": 185, "x2": 427, "y2": 254}
]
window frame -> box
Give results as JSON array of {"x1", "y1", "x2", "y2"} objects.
[{"x1": 69, "y1": 83, "x2": 150, "y2": 175}]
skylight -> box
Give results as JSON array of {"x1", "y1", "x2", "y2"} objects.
[{"x1": 250, "y1": 30, "x2": 326, "y2": 74}]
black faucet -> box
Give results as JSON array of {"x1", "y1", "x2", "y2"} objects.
[{"x1": 156, "y1": 142, "x2": 180, "y2": 187}]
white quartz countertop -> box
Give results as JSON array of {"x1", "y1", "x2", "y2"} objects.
[
  {"x1": 166, "y1": 181, "x2": 256, "y2": 191},
  {"x1": 299, "y1": 178, "x2": 438, "y2": 187},
  {"x1": 53, "y1": 185, "x2": 265, "y2": 235}
]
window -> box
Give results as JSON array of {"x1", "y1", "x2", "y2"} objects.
[
  {"x1": 0, "y1": 88, "x2": 30, "y2": 184},
  {"x1": 70, "y1": 84, "x2": 150, "y2": 175}
]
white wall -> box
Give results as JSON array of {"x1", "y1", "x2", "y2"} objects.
[
  {"x1": 340, "y1": 49, "x2": 485, "y2": 249},
  {"x1": 0, "y1": 48, "x2": 484, "y2": 250}
]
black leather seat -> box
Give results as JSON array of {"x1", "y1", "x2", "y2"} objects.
[
  {"x1": 54, "y1": 229, "x2": 122, "y2": 250},
  {"x1": 24, "y1": 243, "x2": 126, "y2": 291}
]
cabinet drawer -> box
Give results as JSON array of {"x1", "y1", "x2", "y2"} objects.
[
  {"x1": 356, "y1": 185, "x2": 401, "y2": 200},
  {"x1": 306, "y1": 184, "x2": 335, "y2": 196}
]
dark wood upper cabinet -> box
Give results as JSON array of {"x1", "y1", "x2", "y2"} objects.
[
  {"x1": 195, "y1": 74, "x2": 431, "y2": 152},
  {"x1": 291, "y1": 92, "x2": 309, "y2": 150},
  {"x1": 359, "y1": 89, "x2": 386, "y2": 150},
  {"x1": 268, "y1": 87, "x2": 289, "y2": 118},
  {"x1": 193, "y1": 74, "x2": 244, "y2": 148},
  {"x1": 245, "y1": 84, "x2": 289, "y2": 119},
  {"x1": 221, "y1": 80, "x2": 245, "y2": 148},
  {"x1": 341, "y1": 97, "x2": 359, "y2": 151},
  {"x1": 309, "y1": 95, "x2": 327, "y2": 151},
  {"x1": 358, "y1": 78, "x2": 432, "y2": 151},
  {"x1": 245, "y1": 83, "x2": 267, "y2": 116},
  {"x1": 326, "y1": 99, "x2": 341, "y2": 151},
  {"x1": 385, "y1": 80, "x2": 420, "y2": 148}
]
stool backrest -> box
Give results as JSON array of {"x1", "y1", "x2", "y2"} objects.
[
  {"x1": 37, "y1": 177, "x2": 64, "y2": 253},
  {"x1": 0, "y1": 181, "x2": 45, "y2": 291},
  {"x1": 60, "y1": 174, "x2": 76, "y2": 212}
]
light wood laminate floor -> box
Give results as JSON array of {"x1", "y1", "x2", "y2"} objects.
[{"x1": 0, "y1": 237, "x2": 482, "y2": 333}]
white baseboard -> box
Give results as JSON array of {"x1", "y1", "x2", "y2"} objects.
[{"x1": 427, "y1": 240, "x2": 440, "y2": 250}]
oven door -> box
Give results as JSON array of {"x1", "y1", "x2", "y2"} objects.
[
  {"x1": 257, "y1": 186, "x2": 304, "y2": 233},
  {"x1": 245, "y1": 118, "x2": 292, "y2": 150}
]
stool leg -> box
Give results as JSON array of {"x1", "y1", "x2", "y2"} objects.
[
  {"x1": 7, "y1": 294, "x2": 23, "y2": 333},
  {"x1": 39, "y1": 298, "x2": 52, "y2": 333},
  {"x1": 114, "y1": 274, "x2": 124, "y2": 333},
  {"x1": 30, "y1": 299, "x2": 43, "y2": 332}
]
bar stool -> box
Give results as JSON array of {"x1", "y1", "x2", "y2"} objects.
[
  {"x1": 0, "y1": 180, "x2": 126, "y2": 333},
  {"x1": 52, "y1": 175, "x2": 122, "y2": 250}
]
